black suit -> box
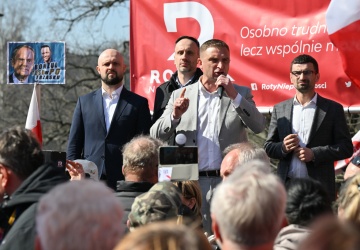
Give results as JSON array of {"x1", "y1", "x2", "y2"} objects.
[
  {"x1": 264, "y1": 94, "x2": 353, "y2": 200},
  {"x1": 67, "y1": 87, "x2": 152, "y2": 190}
]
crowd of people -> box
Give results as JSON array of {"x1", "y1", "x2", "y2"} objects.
[{"x1": 0, "y1": 36, "x2": 358, "y2": 250}]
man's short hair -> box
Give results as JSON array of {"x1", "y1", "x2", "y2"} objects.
[
  {"x1": 11, "y1": 44, "x2": 35, "y2": 62},
  {"x1": 40, "y1": 44, "x2": 51, "y2": 51},
  {"x1": 285, "y1": 178, "x2": 332, "y2": 226},
  {"x1": 122, "y1": 135, "x2": 164, "y2": 177},
  {"x1": 36, "y1": 180, "x2": 124, "y2": 250},
  {"x1": 211, "y1": 162, "x2": 286, "y2": 246},
  {"x1": 223, "y1": 142, "x2": 270, "y2": 165},
  {"x1": 290, "y1": 54, "x2": 319, "y2": 73},
  {"x1": 0, "y1": 126, "x2": 43, "y2": 180},
  {"x1": 200, "y1": 39, "x2": 229, "y2": 54},
  {"x1": 175, "y1": 36, "x2": 200, "y2": 48}
]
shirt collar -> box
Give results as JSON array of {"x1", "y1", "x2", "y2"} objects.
[
  {"x1": 198, "y1": 76, "x2": 221, "y2": 98},
  {"x1": 102, "y1": 85, "x2": 123, "y2": 99},
  {"x1": 12, "y1": 73, "x2": 28, "y2": 84},
  {"x1": 176, "y1": 74, "x2": 195, "y2": 88},
  {"x1": 293, "y1": 93, "x2": 318, "y2": 106}
]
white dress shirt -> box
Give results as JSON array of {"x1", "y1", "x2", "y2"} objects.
[
  {"x1": 102, "y1": 85, "x2": 123, "y2": 132},
  {"x1": 288, "y1": 94, "x2": 317, "y2": 178},
  {"x1": 170, "y1": 80, "x2": 243, "y2": 171},
  {"x1": 197, "y1": 83, "x2": 222, "y2": 171}
]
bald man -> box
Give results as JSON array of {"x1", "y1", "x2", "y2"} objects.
[{"x1": 67, "y1": 49, "x2": 152, "y2": 190}]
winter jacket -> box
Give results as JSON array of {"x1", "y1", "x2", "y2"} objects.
[{"x1": 0, "y1": 164, "x2": 67, "y2": 249}]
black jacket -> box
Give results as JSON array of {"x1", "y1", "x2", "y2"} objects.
[
  {"x1": 152, "y1": 68, "x2": 203, "y2": 124},
  {"x1": 115, "y1": 181, "x2": 154, "y2": 232},
  {"x1": 0, "y1": 164, "x2": 67, "y2": 249}
]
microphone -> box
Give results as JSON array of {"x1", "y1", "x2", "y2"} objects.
[
  {"x1": 217, "y1": 86, "x2": 224, "y2": 99},
  {"x1": 217, "y1": 74, "x2": 225, "y2": 99},
  {"x1": 175, "y1": 133, "x2": 187, "y2": 147}
]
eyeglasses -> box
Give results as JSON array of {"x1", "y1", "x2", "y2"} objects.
[{"x1": 291, "y1": 70, "x2": 314, "y2": 77}]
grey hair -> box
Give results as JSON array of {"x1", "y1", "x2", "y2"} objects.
[
  {"x1": 122, "y1": 135, "x2": 164, "y2": 175},
  {"x1": 211, "y1": 162, "x2": 286, "y2": 246},
  {"x1": 223, "y1": 142, "x2": 270, "y2": 172},
  {"x1": 36, "y1": 180, "x2": 124, "y2": 250}
]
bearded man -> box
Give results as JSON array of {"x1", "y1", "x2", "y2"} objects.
[{"x1": 67, "y1": 49, "x2": 152, "y2": 190}]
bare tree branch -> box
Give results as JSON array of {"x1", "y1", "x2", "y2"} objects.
[{"x1": 49, "y1": 0, "x2": 128, "y2": 34}]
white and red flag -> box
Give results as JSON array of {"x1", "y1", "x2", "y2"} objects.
[
  {"x1": 334, "y1": 130, "x2": 360, "y2": 170},
  {"x1": 25, "y1": 84, "x2": 42, "y2": 145},
  {"x1": 326, "y1": 0, "x2": 360, "y2": 89}
]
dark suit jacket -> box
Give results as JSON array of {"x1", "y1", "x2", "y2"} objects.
[
  {"x1": 264, "y1": 94, "x2": 353, "y2": 200},
  {"x1": 115, "y1": 181, "x2": 154, "y2": 233},
  {"x1": 67, "y1": 87, "x2": 152, "y2": 190},
  {"x1": 8, "y1": 73, "x2": 35, "y2": 84}
]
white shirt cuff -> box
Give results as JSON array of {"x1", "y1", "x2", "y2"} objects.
[{"x1": 231, "y1": 93, "x2": 242, "y2": 108}]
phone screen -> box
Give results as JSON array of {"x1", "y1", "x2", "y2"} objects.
[{"x1": 159, "y1": 146, "x2": 198, "y2": 165}]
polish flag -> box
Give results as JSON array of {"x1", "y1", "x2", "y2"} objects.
[
  {"x1": 334, "y1": 130, "x2": 360, "y2": 170},
  {"x1": 326, "y1": 0, "x2": 360, "y2": 89},
  {"x1": 25, "y1": 84, "x2": 43, "y2": 145}
]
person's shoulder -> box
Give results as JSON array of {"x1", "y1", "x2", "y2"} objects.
[
  {"x1": 79, "y1": 89, "x2": 100, "y2": 99},
  {"x1": 157, "y1": 79, "x2": 173, "y2": 90},
  {"x1": 172, "y1": 82, "x2": 198, "y2": 96},
  {"x1": 0, "y1": 203, "x2": 37, "y2": 249},
  {"x1": 125, "y1": 88, "x2": 149, "y2": 102},
  {"x1": 273, "y1": 98, "x2": 293, "y2": 108},
  {"x1": 233, "y1": 84, "x2": 250, "y2": 92},
  {"x1": 317, "y1": 94, "x2": 344, "y2": 109}
]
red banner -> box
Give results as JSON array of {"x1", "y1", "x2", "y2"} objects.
[{"x1": 130, "y1": 0, "x2": 360, "y2": 112}]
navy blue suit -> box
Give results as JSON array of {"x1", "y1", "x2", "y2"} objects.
[{"x1": 67, "y1": 87, "x2": 152, "y2": 190}]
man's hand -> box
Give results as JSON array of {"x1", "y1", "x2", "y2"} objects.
[
  {"x1": 215, "y1": 75, "x2": 238, "y2": 100},
  {"x1": 172, "y1": 88, "x2": 189, "y2": 119},
  {"x1": 66, "y1": 160, "x2": 85, "y2": 181},
  {"x1": 282, "y1": 134, "x2": 300, "y2": 153},
  {"x1": 294, "y1": 147, "x2": 314, "y2": 162}
]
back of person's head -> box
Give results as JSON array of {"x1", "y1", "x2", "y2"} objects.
[
  {"x1": 173, "y1": 180, "x2": 202, "y2": 227},
  {"x1": 298, "y1": 215, "x2": 360, "y2": 250},
  {"x1": 36, "y1": 180, "x2": 124, "y2": 250},
  {"x1": 221, "y1": 144, "x2": 271, "y2": 180},
  {"x1": 286, "y1": 178, "x2": 332, "y2": 226},
  {"x1": 122, "y1": 135, "x2": 164, "y2": 182},
  {"x1": 211, "y1": 162, "x2": 286, "y2": 247},
  {"x1": 128, "y1": 182, "x2": 182, "y2": 229},
  {"x1": 115, "y1": 220, "x2": 212, "y2": 250},
  {"x1": 337, "y1": 173, "x2": 360, "y2": 223},
  {"x1": 0, "y1": 126, "x2": 44, "y2": 180}
]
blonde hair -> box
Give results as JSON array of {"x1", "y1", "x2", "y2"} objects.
[
  {"x1": 115, "y1": 220, "x2": 211, "y2": 250},
  {"x1": 174, "y1": 181, "x2": 202, "y2": 225},
  {"x1": 338, "y1": 173, "x2": 360, "y2": 223}
]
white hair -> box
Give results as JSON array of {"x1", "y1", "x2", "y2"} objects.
[
  {"x1": 36, "y1": 180, "x2": 124, "y2": 250},
  {"x1": 211, "y1": 161, "x2": 286, "y2": 246}
]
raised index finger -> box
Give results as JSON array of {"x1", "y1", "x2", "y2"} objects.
[{"x1": 180, "y1": 88, "x2": 186, "y2": 98}]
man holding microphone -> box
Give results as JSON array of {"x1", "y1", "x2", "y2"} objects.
[{"x1": 151, "y1": 38, "x2": 265, "y2": 235}]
